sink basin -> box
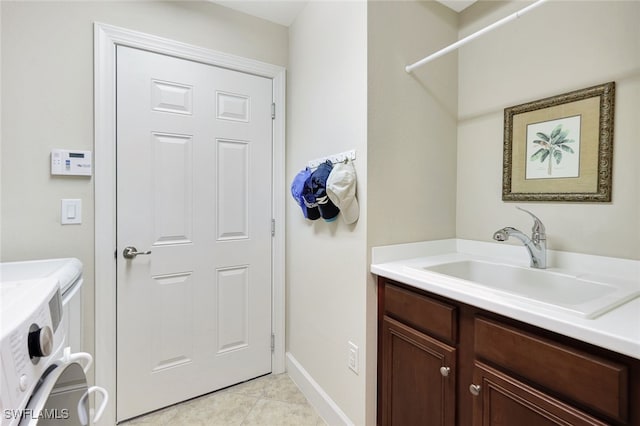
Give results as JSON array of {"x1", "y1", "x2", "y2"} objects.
[{"x1": 415, "y1": 260, "x2": 640, "y2": 318}]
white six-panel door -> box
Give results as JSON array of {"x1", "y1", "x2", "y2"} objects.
[{"x1": 116, "y1": 45, "x2": 273, "y2": 421}]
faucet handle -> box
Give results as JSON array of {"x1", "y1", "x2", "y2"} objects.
[{"x1": 516, "y1": 207, "x2": 546, "y2": 240}]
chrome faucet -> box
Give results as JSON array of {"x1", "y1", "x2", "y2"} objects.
[{"x1": 493, "y1": 207, "x2": 547, "y2": 269}]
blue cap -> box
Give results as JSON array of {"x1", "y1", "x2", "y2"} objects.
[
  {"x1": 311, "y1": 161, "x2": 340, "y2": 222},
  {"x1": 301, "y1": 173, "x2": 321, "y2": 220},
  {"x1": 291, "y1": 168, "x2": 311, "y2": 218}
]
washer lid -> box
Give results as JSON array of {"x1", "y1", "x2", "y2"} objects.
[
  {"x1": 0, "y1": 277, "x2": 60, "y2": 336},
  {"x1": 0, "y1": 258, "x2": 82, "y2": 294}
]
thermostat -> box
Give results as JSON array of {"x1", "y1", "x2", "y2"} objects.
[{"x1": 51, "y1": 149, "x2": 92, "y2": 176}]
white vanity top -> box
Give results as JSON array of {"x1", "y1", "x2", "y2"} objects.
[{"x1": 371, "y1": 239, "x2": 640, "y2": 360}]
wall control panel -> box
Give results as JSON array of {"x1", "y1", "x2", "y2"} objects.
[{"x1": 51, "y1": 149, "x2": 92, "y2": 176}]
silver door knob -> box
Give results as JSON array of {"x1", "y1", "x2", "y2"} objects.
[
  {"x1": 439, "y1": 367, "x2": 450, "y2": 377},
  {"x1": 123, "y1": 246, "x2": 152, "y2": 259},
  {"x1": 469, "y1": 384, "x2": 481, "y2": 396}
]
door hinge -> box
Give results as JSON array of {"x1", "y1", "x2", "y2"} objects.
[
  {"x1": 271, "y1": 218, "x2": 275, "y2": 237},
  {"x1": 271, "y1": 103, "x2": 276, "y2": 120},
  {"x1": 271, "y1": 333, "x2": 275, "y2": 352}
]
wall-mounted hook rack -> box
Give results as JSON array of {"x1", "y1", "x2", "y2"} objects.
[{"x1": 308, "y1": 149, "x2": 356, "y2": 169}]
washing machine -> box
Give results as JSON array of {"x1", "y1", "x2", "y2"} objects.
[
  {"x1": 0, "y1": 261, "x2": 107, "y2": 425},
  {"x1": 0, "y1": 258, "x2": 84, "y2": 354}
]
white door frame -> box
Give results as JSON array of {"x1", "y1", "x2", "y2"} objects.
[{"x1": 94, "y1": 23, "x2": 286, "y2": 425}]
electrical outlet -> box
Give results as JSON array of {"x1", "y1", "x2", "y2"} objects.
[{"x1": 348, "y1": 341, "x2": 359, "y2": 374}]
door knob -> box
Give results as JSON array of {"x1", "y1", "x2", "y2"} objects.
[
  {"x1": 123, "y1": 246, "x2": 152, "y2": 259},
  {"x1": 469, "y1": 384, "x2": 481, "y2": 396},
  {"x1": 439, "y1": 366, "x2": 451, "y2": 377}
]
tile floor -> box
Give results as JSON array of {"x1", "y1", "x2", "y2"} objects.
[{"x1": 122, "y1": 374, "x2": 327, "y2": 426}]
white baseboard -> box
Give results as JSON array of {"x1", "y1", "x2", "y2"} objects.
[{"x1": 286, "y1": 352, "x2": 354, "y2": 426}]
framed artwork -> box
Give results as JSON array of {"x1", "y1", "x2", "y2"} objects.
[{"x1": 502, "y1": 82, "x2": 615, "y2": 202}]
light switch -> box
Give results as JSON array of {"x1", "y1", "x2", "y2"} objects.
[{"x1": 61, "y1": 199, "x2": 82, "y2": 225}]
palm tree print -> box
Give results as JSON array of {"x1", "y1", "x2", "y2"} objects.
[{"x1": 529, "y1": 124, "x2": 575, "y2": 176}]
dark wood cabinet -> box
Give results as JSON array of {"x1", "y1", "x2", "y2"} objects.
[
  {"x1": 377, "y1": 277, "x2": 640, "y2": 426},
  {"x1": 474, "y1": 317, "x2": 629, "y2": 423},
  {"x1": 381, "y1": 316, "x2": 456, "y2": 426},
  {"x1": 471, "y1": 361, "x2": 609, "y2": 426}
]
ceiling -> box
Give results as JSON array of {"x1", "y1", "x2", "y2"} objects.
[
  {"x1": 211, "y1": 1, "x2": 309, "y2": 27},
  {"x1": 210, "y1": 0, "x2": 477, "y2": 27},
  {"x1": 436, "y1": 0, "x2": 477, "y2": 13}
]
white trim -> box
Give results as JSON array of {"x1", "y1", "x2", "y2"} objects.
[
  {"x1": 94, "y1": 23, "x2": 286, "y2": 425},
  {"x1": 286, "y1": 352, "x2": 354, "y2": 426}
]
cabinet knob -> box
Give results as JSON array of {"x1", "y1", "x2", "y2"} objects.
[
  {"x1": 469, "y1": 384, "x2": 481, "y2": 396},
  {"x1": 439, "y1": 366, "x2": 450, "y2": 377}
]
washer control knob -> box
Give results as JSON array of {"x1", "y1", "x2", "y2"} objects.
[
  {"x1": 19, "y1": 374, "x2": 28, "y2": 391},
  {"x1": 28, "y1": 325, "x2": 53, "y2": 359}
]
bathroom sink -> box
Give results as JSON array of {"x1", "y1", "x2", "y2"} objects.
[{"x1": 413, "y1": 260, "x2": 640, "y2": 318}]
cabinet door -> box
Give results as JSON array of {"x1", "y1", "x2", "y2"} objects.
[
  {"x1": 471, "y1": 361, "x2": 608, "y2": 426},
  {"x1": 381, "y1": 316, "x2": 456, "y2": 426}
]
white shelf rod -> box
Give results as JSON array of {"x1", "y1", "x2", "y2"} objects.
[{"x1": 405, "y1": 0, "x2": 548, "y2": 73}]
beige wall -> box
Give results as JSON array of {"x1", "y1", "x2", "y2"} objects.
[
  {"x1": 457, "y1": 0, "x2": 640, "y2": 259},
  {"x1": 287, "y1": 1, "x2": 457, "y2": 422},
  {"x1": 367, "y1": 0, "x2": 458, "y2": 249},
  {"x1": 1, "y1": 0, "x2": 287, "y2": 369},
  {"x1": 286, "y1": 1, "x2": 368, "y2": 424}
]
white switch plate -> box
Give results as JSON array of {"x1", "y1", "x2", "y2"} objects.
[
  {"x1": 61, "y1": 199, "x2": 82, "y2": 225},
  {"x1": 348, "y1": 341, "x2": 359, "y2": 375}
]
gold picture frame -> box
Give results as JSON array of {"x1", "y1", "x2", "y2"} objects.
[{"x1": 502, "y1": 82, "x2": 615, "y2": 202}]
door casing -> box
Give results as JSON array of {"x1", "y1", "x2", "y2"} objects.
[{"x1": 94, "y1": 23, "x2": 286, "y2": 425}]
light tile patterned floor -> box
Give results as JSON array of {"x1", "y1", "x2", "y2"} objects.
[{"x1": 122, "y1": 374, "x2": 327, "y2": 426}]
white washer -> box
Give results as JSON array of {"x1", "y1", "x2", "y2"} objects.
[
  {"x1": 0, "y1": 260, "x2": 106, "y2": 426},
  {"x1": 0, "y1": 259, "x2": 83, "y2": 354},
  {"x1": 0, "y1": 277, "x2": 64, "y2": 425}
]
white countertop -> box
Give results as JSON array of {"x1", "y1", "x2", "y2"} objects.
[{"x1": 371, "y1": 239, "x2": 640, "y2": 360}]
